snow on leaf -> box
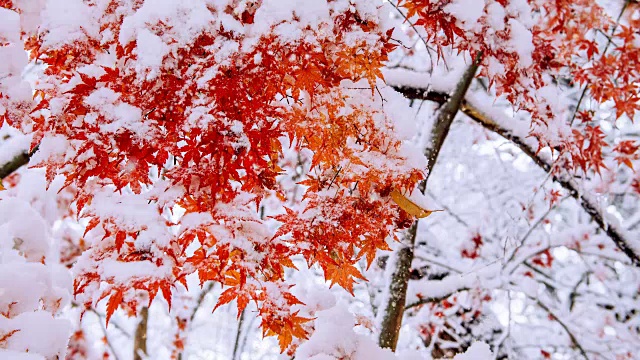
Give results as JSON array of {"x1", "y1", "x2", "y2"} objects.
[{"x1": 390, "y1": 189, "x2": 437, "y2": 218}]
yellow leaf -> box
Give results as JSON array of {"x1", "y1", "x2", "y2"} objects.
[
  {"x1": 390, "y1": 189, "x2": 437, "y2": 218},
  {"x1": 0, "y1": 181, "x2": 5, "y2": 191}
]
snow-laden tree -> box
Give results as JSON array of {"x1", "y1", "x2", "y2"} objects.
[{"x1": 0, "y1": 0, "x2": 639, "y2": 359}]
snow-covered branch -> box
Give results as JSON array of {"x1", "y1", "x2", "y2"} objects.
[
  {"x1": 389, "y1": 75, "x2": 640, "y2": 267},
  {"x1": 0, "y1": 135, "x2": 33, "y2": 179},
  {"x1": 378, "y1": 56, "x2": 482, "y2": 351}
]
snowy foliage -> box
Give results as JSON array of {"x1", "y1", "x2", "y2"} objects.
[{"x1": 1, "y1": 0, "x2": 640, "y2": 359}]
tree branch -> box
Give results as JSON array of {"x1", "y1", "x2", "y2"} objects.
[
  {"x1": 404, "y1": 290, "x2": 469, "y2": 311},
  {"x1": 177, "y1": 282, "x2": 215, "y2": 360},
  {"x1": 232, "y1": 309, "x2": 246, "y2": 360},
  {"x1": 92, "y1": 311, "x2": 122, "y2": 360},
  {"x1": 133, "y1": 306, "x2": 149, "y2": 360},
  {"x1": 533, "y1": 298, "x2": 589, "y2": 360},
  {"x1": 378, "y1": 54, "x2": 482, "y2": 351},
  {"x1": 391, "y1": 80, "x2": 640, "y2": 268},
  {"x1": 0, "y1": 145, "x2": 36, "y2": 179}
]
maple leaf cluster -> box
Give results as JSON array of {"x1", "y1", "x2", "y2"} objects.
[{"x1": 0, "y1": 0, "x2": 425, "y2": 350}]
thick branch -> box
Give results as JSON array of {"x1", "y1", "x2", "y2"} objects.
[
  {"x1": 391, "y1": 81, "x2": 640, "y2": 268},
  {"x1": 423, "y1": 54, "x2": 482, "y2": 176},
  {"x1": 377, "y1": 228, "x2": 417, "y2": 350},
  {"x1": 133, "y1": 306, "x2": 149, "y2": 360},
  {"x1": 0, "y1": 145, "x2": 36, "y2": 179},
  {"x1": 378, "y1": 55, "x2": 482, "y2": 351}
]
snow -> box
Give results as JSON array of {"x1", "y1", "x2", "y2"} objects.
[
  {"x1": 506, "y1": 0, "x2": 535, "y2": 28},
  {"x1": 252, "y1": 0, "x2": 330, "y2": 41},
  {"x1": 486, "y1": 3, "x2": 506, "y2": 31},
  {"x1": 1, "y1": 1, "x2": 639, "y2": 359},
  {"x1": 507, "y1": 19, "x2": 534, "y2": 68},
  {"x1": 292, "y1": 284, "x2": 337, "y2": 316},
  {"x1": 41, "y1": 0, "x2": 98, "y2": 47},
  {"x1": 407, "y1": 263, "x2": 501, "y2": 306},
  {"x1": 0, "y1": 130, "x2": 30, "y2": 169},
  {"x1": 0, "y1": 8, "x2": 21, "y2": 43},
  {"x1": 109, "y1": 103, "x2": 145, "y2": 133},
  {"x1": 444, "y1": 0, "x2": 486, "y2": 31},
  {"x1": 0, "y1": 196, "x2": 71, "y2": 359},
  {"x1": 453, "y1": 341, "x2": 494, "y2": 359},
  {"x1": 118, "y1": 0, "x2": 216, "y2": 79},
  {"x1": 84, "y1": 87, "x2": 120, "y2": 108},
  {"x1": 296, "y1": 304, "x2": 397, "y2": 360},
  {"x1": 84, "y1": 87, "x2": 149, "y2": 138},
  {"x1": 0, "y1": 350, "x2": 44, "y2": 360},
  {"x1": 84, "y1": 189, "x2": 174, "y2": 248},
  {"x1": 119, "y1": 0, "x2": 215, "y2": 46},
  {"x1": 383, "y1": 69, "x2": 437, "y2": 93},
  {"x1": 0, "y1": 8, "x2": 32, "y2": 105},
  {"x1": 0, "y1": 261, "x2": 69, "y2": 316},
  {"x1": 299, "y1": 301, "x2": 493, "y2": 360},
  {"x1": 135, "y1": 29, "x2": 170, "y2": 80},
  {"x1": 407, "y1": 186, "x2": 438, "y2": 212},
  {"x1": 0, "y1": 45, "x2": 31, "y2": 102},
  {"x1": 100, "y1": 258, "x2": 171, "y2": 283},
  {"x1": 0, "y1": 311, "x2": 71, "y2": 359},
  {"x1": 383, "y1": 55, "x2": 473, "y2": 95},
  {"x1": 29, "y1": 134, "x2": 72, "y2": 171},
  {"x1": 0, "y1": 197, "x2": 52, "y2": 261}
]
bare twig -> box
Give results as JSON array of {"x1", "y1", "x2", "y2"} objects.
[
  {"x1": 387, "y1": 1, "x2": 438, "y2": 70},
  {"x1": 89, "y1": 310, "x2": 122, "y2": 360},
  {"x1": 177, "y1": 283, "x2": 215, "y2": 360},
  {"x1": 533, "y1": 299, "x2": 589, "y2": 360},
  {"x1": 190, "y1": 282, "x2": 215, "y2": 323},
  {"x1": 232, "y1": 309, "x2": 246, "y2": 360},
  {"x1": 505, "y1": 196, "x2": 570, "y2": 268},
  {"x1": 404, "y1": 289, "x2": 470, "y2": 311}
]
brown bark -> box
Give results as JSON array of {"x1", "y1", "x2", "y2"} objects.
[
  {"x1": 378, "y1": 54, "x2": 482, "y2": 351},
  {"x1": 377, "y1": 224, "x2": 418, "y2": 350},
  {"x1": 0, "y1": 145, "x2": 37, "y2": 179},
  {"x1": 133, "y1": 306, "x2": 149, "y2": 360}
]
